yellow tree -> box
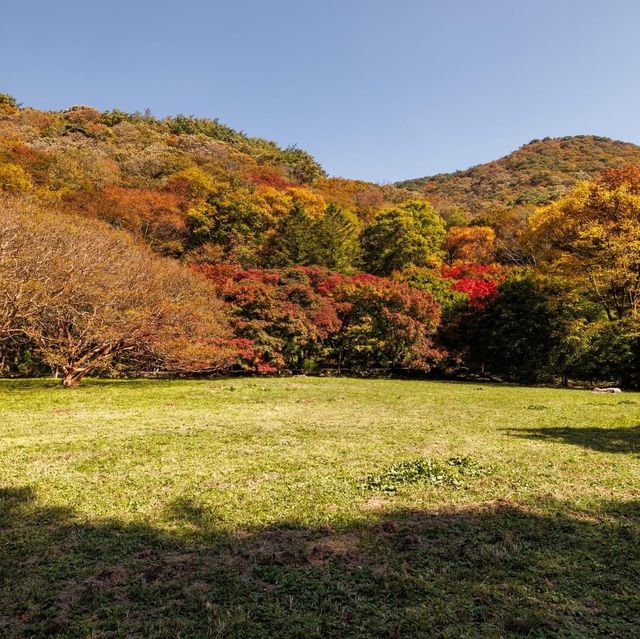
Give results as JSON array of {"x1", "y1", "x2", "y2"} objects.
[
  {"x1": 442, "y1": 225, "x2": 495, "y2": 265},
  {"x1": 529, "y1": 166, "x2": 640, "y2": 319}
]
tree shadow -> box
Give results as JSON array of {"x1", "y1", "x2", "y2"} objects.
[
  {"x1": 508, "y1": 425, "x2": 640, "y2": 454},
  {"x1": 1, "y1": 486, "x2": 639, "y2": 638}
]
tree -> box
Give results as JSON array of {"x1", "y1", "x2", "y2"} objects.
[
  {"x1": 529, "y1": 167, "x2": 640, "y2": 320},
  {"x1": 195, "y1": 264, "x2": 341, "y2": 372},
  {"x1": 572, "y1": 319, "x2": 640, "y2": 388},
  {"x1": 0, "y1": 93, "x2": 19, "y2": 113},
  {"x1": 476, "y1": 206, "x2": 535, "y2": 266},
  {"x1": 277, "y1": 146, "x2": 326, "y2": 184},
  {"x1": 1, "y1": 198, "x2": 232, "y2": 387},
  {"x1": 0, "y1": 198, "x2": 46, "y2": 337},
  {"x1": 314, "y1": 204, "x2": 360, "y2": 272},
  {"x1": 441, "y1": 263, "x2": 504, "y2": 310},
  {"x1": 396, "y1": 267, "x2": 467, "y2": 314},
  {"x1": 0, "y1": 163, "x2": 32, "y2": 192},
  {"x1": 442, "y1": 225, "x2": 495, "y2": 265},
  {"x1": 330, "y1": 275, "x2": 442, "y2": 371},
  {"x1": 472, "y1": 272, "x2": 596, "y2": 384},
  {"x1": 262, "y1": 203, "x2": 317, "y2": 267},
  {"x1": 361, "y1": 200, "x2": 446, "y2": 275},
  {"x1": 66, "y1": 186, "x2": 187, "y2": 255}
]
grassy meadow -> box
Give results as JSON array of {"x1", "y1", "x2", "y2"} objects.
[{"x1": 1, "y1": 377, "x2": 639, "y2": 637}]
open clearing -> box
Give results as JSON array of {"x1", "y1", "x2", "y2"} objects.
[{"x1": 1, "y1": 377, "x2": 639, "y2": 638}]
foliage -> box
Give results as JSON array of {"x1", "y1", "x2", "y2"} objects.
[
  {"x1": 572, "y1": 319, "x2": 640, "y2": 388},
  {"x1": 0, "y1": 197, "x2": 231, "y2": 386},
  {"x1": 396, "y1": 266, "x2": 467, "y2": 313},
  {"x1": 195, "y1": 264, "x2": 340, "y2": 373},
  {"x1": 443, "y1": 225, "x2": 495, "y2": 264},
  {"x1": 263, "y1": 203, "x2": 319, "y2": 267},
  {"x1": 330, "y1": 274, "x2": 442, "y2": 371},
  {"x1": 529, "y1": 167, "x2": 640, "y2": 320},
  {"x1": 313, "y1": 203, "x2": 361, "y2": 272},
  {"x1": 0, "y1": 163, "x2": 32, "y2": 192},
  {"x1": 194, "y1": 265, "x2": 441, "y2": 373},
  {"x1": 0, "y1": 99, "x2": 412, "y2": 270},
  {"x1": 263, "y1": 203, "x2": 360, "y2": 271},
  {"x1": 472, "y1": 272, "x2": 597, "y2": 383},
  {"x1": 7, "y1": 97, "x2": 640, "y2": 386},
  {"x1": 361, "y1": 200, "x2": 446, "y2": 275},
  {"x1": 398, "y1": 135, "x2": 640, "y2": 214},
  {"x1": 276, "y1": 145, "x2": 327, "y2": 184},
  {"x1": 441, "y1": 262, "x2": 504, "y2": 310},
  {"x1": 0, "y1": 93, "x2": 19, "y2": 113}
]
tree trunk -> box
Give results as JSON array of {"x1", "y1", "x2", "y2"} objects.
[{"x1": 61, "y1": 369, "x2": 88, "y2": 388}]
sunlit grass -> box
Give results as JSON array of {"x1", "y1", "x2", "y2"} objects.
[{"x1": 1, "y1": 377, "x2": 639, "y2": 637}]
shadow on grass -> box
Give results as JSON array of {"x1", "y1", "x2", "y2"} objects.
[
  {"x1": 2, "y1": 488, "x2": 640, "y2": 638},
  {"x1": 509, "y1": 425, "x2": 640, "y2": 454}
]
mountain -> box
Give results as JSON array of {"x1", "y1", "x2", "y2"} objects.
[
  {"x1": 0, "y1": 95, "x2": 413, "y2": 259},
  {"x1": 396, "y1": 136, "x2": 640, "y2": 216}
]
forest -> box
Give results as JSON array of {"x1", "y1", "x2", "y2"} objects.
[{"x1": 2, "y1": 93, "x2": 640, "y2": 388}]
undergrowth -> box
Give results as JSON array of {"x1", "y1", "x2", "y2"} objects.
[{"x1": 358, "y1": 456, "x2": 492, "y2": 494}]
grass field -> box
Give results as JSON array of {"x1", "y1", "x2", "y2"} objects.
[{"x1": 1, "y1": 377, "x2": 639, "y2": 638}]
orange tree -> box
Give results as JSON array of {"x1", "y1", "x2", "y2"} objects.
[{"x1": 1, "y1": 197, "x2": 232, "y2": 387}]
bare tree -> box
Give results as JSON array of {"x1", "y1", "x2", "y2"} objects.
[{"x1": 1, "y1": 196, "x2": 232, "y2": 387}]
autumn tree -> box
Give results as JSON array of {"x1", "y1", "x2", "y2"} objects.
[
  {"x1": 0, "y1": 198, "x2": 46, "y2": 337},
  {"x1": 195, "y1": 264, "x2": 341, "y2": 372},
  {"x1": 0, "y1": 93, "x2": 19, "y2": 113},
  {"x1": 1, "y1": 198, "x2": 231, "y2": 387},
  {"x1": 66, "y1": 186, "x2": 187, "y2": 255},
  {"x1": 361, "y1": 200, "x2": 446, "y2": 275},
  {"x1": 529, "y1": 167, "x2": 640, "y2": 319},
  {"x1": 442, "y1": 225, "x2": 495, "y2": 265},
  {"x1": 277, "y1": 146, "x2": 327, "y2": 184},
  {"x1": 329, "y1": 275, "x2": 442, "y2": 372},
  {"x1": 476, "y1": 207, "x2": 535, "y2": 266},
  {"x1": 0, "y1": 163, "x2": 32, "y2": 193}
]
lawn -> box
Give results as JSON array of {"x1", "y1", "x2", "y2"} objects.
[{"x1": 1, "y1": 377, "x2": 639, "y2": 638}]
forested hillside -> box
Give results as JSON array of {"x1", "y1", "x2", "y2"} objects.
[
  {"x1": 4, "y1": 94, "x2": 640, "y2": 388},
  {"x1": 398, "y1": 135, "x2": 640, "y2": 216},
  {"x1": 0, "y1": 94, "x2": 412, "y2": 262}
]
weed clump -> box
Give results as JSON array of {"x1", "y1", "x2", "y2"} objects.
[{"x1": 359, "y1": 456, "x2": 491, "y2": 494}]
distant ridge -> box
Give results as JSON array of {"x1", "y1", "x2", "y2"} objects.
[{"x1": 396, "y1": 135, "x2": 640, "y2": 215}]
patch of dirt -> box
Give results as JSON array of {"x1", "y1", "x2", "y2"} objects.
[
  {"x1": 308, "y1": 533, "x2": 361, "y2": 565},
  {"x1": 364, "y1": 496, "x2": 388, "y2": 511}
]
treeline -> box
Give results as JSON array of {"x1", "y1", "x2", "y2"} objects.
[{"x1": 3, "y1": 96, "x2": 640, "y2": 387}]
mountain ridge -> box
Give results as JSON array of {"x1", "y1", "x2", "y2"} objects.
[{"x1": 396, "y1": 135, "x2": 640, "y2": 216}]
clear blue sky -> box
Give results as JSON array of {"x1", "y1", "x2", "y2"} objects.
[{"x1": 2, "y1": 0, "x2": 640, "y2": 182}]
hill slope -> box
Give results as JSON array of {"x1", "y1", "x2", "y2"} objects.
[
  {"x1": 0, "y1": 96, "x2": 413, "y2": 260},
  {"x1": 397, "y1": 135, "x2": 640, "y2": 215}
]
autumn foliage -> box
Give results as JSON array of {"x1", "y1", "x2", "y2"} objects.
[
  {"x1": 192, "y1": 264, "x2": 442, "y2": 374},
  {"x1": 5, "y1": 96, "x2": 640, "y2": 386}
]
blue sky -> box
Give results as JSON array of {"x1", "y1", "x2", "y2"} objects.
[{"x1": 2, "y1": 0, "x2": 640, "y2": 182}]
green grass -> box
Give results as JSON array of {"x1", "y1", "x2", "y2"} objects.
[{"x1": 1, "y1": 377, "x2": 639, "y2": 638}]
